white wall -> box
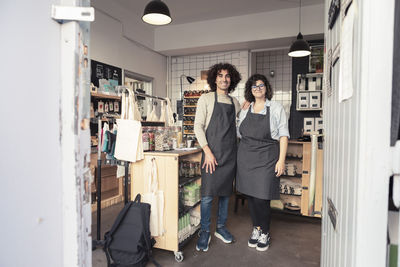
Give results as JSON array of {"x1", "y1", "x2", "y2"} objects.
[
  {"x1": 0, "y1": 1, "x2": 63, "y2": 266},
  {"x1": 321, "y1": 0, "x2": 394, "y2": 266},
  {"x1": 91, "y1": 0, "x2": 167, "y2": 97},
  {"x1": 155, "y1": 4, "x2": 324, "y2": 55}
]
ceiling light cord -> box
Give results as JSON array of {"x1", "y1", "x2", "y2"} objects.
[{"x1": 299, "y1": 0, "x2": 301, "y2": 33}]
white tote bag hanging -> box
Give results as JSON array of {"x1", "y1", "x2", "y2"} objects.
[
  {"x1": 114, "y1": 88, "x2": 144, "y2": 162},
  {"x1": 146, "y1": 99, "x2": 152, "y2": 121},
  {"x1": 142, "y1": 158, "x2": 164, "y2": 237},
  {"x1": 159, "y1": 101, "x2": 166, "y2": 123},
  {"x1": 165, "y1": 98, "x2": 174, "y2": 126},
  {"x1": 147, "y1": 101, "x2": 159, "y2": 122}
]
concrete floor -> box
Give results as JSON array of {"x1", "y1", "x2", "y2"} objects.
[{"x1": 92, "y1": 197, "x2": 321, "y2": 267}]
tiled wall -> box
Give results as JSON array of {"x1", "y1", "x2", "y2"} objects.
[
  {"x1": 254, "y1": 49, "x2": 292, "y2": 117},
  {"x1": 169, "y1": 50, "x2": 249, "y2": 113}
]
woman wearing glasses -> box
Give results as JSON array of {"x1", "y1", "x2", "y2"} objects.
[{"x1": 236, "y1": 73, "x2": 289, "y2": 251}]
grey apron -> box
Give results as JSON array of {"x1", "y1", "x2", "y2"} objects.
[
  {"x1": 201, "y1": 92, "x2": 237, "y2": 197},
  {"x1": 236, "y1": 105, "x2": 280, "y2": 200}
]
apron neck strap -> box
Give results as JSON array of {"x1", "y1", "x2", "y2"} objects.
[{"x1": 214, "y1": 91, "x2": 233, "y2": 104}]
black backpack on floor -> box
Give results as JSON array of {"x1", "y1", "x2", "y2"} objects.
[{"x1": 103, "y1": 194, "x2": 160, "y2": 267}]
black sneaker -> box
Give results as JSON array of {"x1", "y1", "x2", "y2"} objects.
[
  {"x1": 248, "y1": 227, "x2": 261, "y2": 248},
  {"x1": 256, "y1": 232, "x2": 271, "y2": 251}
]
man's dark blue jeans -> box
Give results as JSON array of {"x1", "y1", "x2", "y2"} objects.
[{"x1": 200, "y1": 196, "x2": 230, "y2": 232}]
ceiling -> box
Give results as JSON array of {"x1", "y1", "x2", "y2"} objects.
[{"x1": 115, "y1": 0, "x2": 323, "y2": 25}]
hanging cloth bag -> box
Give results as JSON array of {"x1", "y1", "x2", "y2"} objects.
[
  {"x1": 142, "y1": 158, "x2": 164, "y2": 237},
  {"x1": 165, "y1": 98, "x2": 174, "y2": 126},
  {"x1": 146, "y1": 100, "x2": 152, "y2": 121},
  {"x1": 159, "y1": 101, "x2": 166, "y2": 123},
  {"x1": 148, "y1": 101, "x2": 159, "y2": 122},
  {"x1": 114, "y1": 88, "x2": 144, "y2": 162}
]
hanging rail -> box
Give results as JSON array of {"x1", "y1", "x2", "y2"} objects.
[{"x1": 116, "y1": 85, "x2": 167, "y2": 102}]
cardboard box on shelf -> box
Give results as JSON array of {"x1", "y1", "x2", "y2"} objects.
[
  {"x1": 310, "y1": 92, "x2": 321, "y2": 109},
  {"x1": 304, "y1": 118, "x2": 315, "y2": 133},
  {"x1": 298, "y1": 92, "x2": 309, "y2": 109}
]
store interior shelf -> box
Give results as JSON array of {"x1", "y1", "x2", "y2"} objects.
[
  {"x1": 184, "y1": 105, "x2": 197, "y2": 108},
  {"x1": 297, "y1": 90, "x2": 323, "y2": 93},
  {"x1": 179, "y1": 176, "x2": 201, "y2": 188},
  {"x1": 280, "y1": 192, "x2": 302, "y2": 196},
  {"x1": 183, "y1": 123, "x2": 194, "y2": 126},
  {"x1": 183, "y1": 96, "x2": 200, "y2": 99},
  {"x1": 184, "y1": 132, "x2": 195, "y2": 135},
  {"x1": 272, "y1": 207, "x2": 302, "y2": 216},
  {"x1": 183, "y1": 114, "x2": 195, "y2": 117},
  {"x1": 281, "y1": 174, "x2": 302, "y2": 178},
  {"x1": 286, "y1": 155, "x2": 303, "y2": 160},
  {"x1": 179, "y1": 200, "x2": 201, "y2": 217},
  {"x1": 296, "y1": 108, "x2": 323, "y2": 111},
  {"x1": 142, "y1": 121, "x2": 165, "y2": 127},
  {"x1": 91, "y1": 92, "x2": 121, "y2": 100}
]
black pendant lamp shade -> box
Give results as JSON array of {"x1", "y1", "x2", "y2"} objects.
[
  {"x1": 288, "y1": 0, "x2": 311, "y2": 57},
  {"x1": 288, "y1": 32, "x2": 311, "y2": 57},
  {"x1": 142, "y1": 0, "x2": 172, "y2": 26}
]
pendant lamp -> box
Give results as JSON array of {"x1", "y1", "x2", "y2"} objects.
[
  {"x1": 142, "y1": 0, "x2": 172, "y2": 26},
  {"x1": 288, "y1": 0, "x2": 311, "y2": 57}
]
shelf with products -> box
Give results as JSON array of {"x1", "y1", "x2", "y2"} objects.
[
  {"x1": 182, "y1": 90, "x2": 210, "y2": 138},
  {"x1": 91, "y1": 92, "x2": 121, "y2": 100},
  {"x1": 296, "y1": 73, "x2": 324, "y2": 112},
  {"x1": 279, "y1": 140, "x2": 323, "y2": 218}
]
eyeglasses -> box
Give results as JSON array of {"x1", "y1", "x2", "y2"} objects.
[{"x1": 251, "y1": 84, "x2": 266, "y2": 90}]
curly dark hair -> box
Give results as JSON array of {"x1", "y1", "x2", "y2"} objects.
[
  {"x1": 207, "y1": 63, "x2": 241, "y2": 94},
  {"x1": 244, "y1": 74, "x2": 273, "y2": 102}
]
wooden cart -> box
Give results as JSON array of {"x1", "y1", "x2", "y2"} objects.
[{"x1": 130, "y1": 148, "x2": 202, "y2": 262}]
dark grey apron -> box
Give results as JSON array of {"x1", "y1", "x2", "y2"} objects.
[
  {"x1": 201, "y1": 92, "x2": 237, "y2": 197},
  {"x1": 236, "y1": 105, "x2": 280, "y2": 200}
]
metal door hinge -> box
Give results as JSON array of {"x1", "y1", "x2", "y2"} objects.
[
  {"x1": 51, "y1": 5, "x2": 95, "y2": 24},
  {"x1": 392, "y1": 140, "x2": 400, "y2": 208}
]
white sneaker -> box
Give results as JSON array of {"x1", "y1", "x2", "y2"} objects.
[
  {"x1": 256, "y1": 232, "x2": 271, "y2": 251},
  {"x1": 247, "y1": 227, "x2": 261, "y2": 248}
]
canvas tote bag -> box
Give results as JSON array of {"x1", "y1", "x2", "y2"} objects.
[
  {"x1": 142, "y1": 158, "x2": 164, "y2": 237},
  {"x1": 114, "y1": 88, "x2": 144, "y2": 162}
]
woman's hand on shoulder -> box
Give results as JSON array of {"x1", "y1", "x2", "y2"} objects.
[{"x1": 241, "y1": 100, "x2": 250, "y2": 111}]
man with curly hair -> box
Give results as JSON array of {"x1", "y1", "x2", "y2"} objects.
[{"x1": 194, "y1": 62, "x2": 241, "y2": 251}]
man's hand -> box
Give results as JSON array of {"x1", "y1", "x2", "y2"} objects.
[
  {"x1": 202, "y1": 145, "x2": 218, "y2": 174},
  {"x1": 275, "y1": 160, "x2": 285, "y2": 177}
]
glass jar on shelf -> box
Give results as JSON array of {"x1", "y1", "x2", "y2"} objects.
[
  {"x1": 154, "y1": 126, "x2": 165, "y2": 151},
  {"x1": 170, "y1": 126, "x2": 178, "y2": 150},
  {"x1": 163, "y1": 126, "x2": 171, "y2": 151},
  {"x1": 148, "y1": 127, "x2": 155, "y2": 151},
  {"x1": 188, "y1": 162, "x2": 196, "y2": 177},
  {"x1": 195, "y1": 162, "x2": 201, "y2": 176},
  {"x1": 142, "y1": 127, "x2": 150, "y2": 151}
]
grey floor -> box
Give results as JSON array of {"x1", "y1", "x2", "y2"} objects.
[{"x1": 92, "y1": 197, "x2": 321, "y2": 267}]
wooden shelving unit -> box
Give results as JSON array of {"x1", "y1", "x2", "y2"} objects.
[
  {"x1": 279, "y1": 140, "x2": 323, "y2": 218},
  {"x1": 91, "y1": 92, "x2": 121, "y2": 100}
]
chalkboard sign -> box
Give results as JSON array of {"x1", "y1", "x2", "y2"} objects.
[{"x1": 90, "y1": 59, "x2": 122, "y2": 87}]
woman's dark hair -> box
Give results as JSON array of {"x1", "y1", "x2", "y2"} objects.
[
  {"x1": 244, "y1": 73, "x2": 273, "y2": 102},
  {"x1": 207, "y1": 63, "x2": 241, "y2": 94}
]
